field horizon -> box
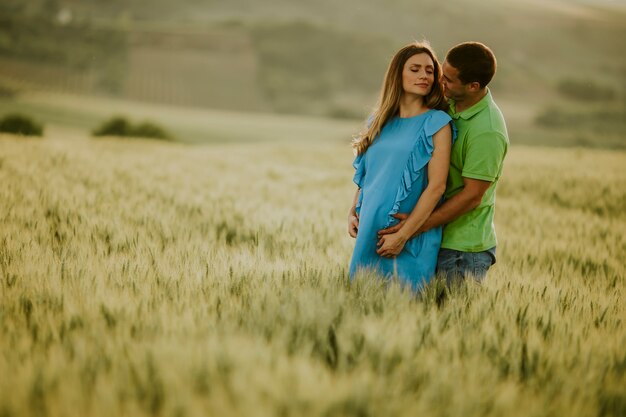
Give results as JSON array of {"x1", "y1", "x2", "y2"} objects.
[{"x1": 2, "y1": 89, "x2": 624, "y2": 150}]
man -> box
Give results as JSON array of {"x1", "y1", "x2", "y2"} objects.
[{"x1": 378, "y1": 42, "x2": 508, "y2": 284}]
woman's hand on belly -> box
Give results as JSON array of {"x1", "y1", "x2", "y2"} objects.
[
  {"x1": 376, "y1": 231, "x2": 409, "y2": 258},
  {"x1": 377, "y1": 213, "x2": 409, "y2": 238}
]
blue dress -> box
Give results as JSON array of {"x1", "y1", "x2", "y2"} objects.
[{"x1": 349, "y1": 109, "x2": 455, "y2": 289}]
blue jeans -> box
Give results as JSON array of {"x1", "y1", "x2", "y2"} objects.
[{"x1": 436, "y1": 247, "x2": 496, "y2": 286}]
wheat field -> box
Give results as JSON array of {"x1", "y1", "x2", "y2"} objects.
[{"x1": 0, "y1": 134, "x2": 625, "y2": 417}]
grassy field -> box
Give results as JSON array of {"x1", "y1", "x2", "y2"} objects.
[{"x1": 0, "y1": 127, "x2": 625, "y2": 416}]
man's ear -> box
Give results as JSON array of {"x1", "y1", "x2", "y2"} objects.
[{"x1": 468, "y1": 81, "x2": 482, "y2": 92}]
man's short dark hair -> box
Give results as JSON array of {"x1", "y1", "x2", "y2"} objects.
[{"x1": 446, "y1": 42, "x2": 497, "y2": 88}]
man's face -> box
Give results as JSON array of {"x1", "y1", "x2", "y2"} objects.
[{"x1": 441, "y1": 61, "x2": 467, "y2": 101}]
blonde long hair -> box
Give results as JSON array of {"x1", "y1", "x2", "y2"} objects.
[{"x1": 352, "y1": 41, "x2": 448, "y2": 155}]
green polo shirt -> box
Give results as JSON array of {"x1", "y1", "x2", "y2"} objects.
[{"x1": 442, "y1": 89, "x2": 509, "y2": 252}]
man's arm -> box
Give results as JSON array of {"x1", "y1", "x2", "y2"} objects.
[
  {"x1": 379, "y1": 131, "x2": 506, "y2": 237},
  {"x1": 418, "y1": 177, "x2": 491, "y2": 233},
  {"x1": 378, "y1": 176, "x2": 491, "y2": 237}
]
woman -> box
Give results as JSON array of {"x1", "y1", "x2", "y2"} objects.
[{"x1": 348, "y1": 41, "x2": 454, "y2": 289}]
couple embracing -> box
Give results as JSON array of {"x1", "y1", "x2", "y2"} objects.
[{"x1": 348, "y1": 41, "x2": 508, "y2": 290}]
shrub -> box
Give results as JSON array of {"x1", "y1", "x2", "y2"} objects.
[
  {"x1": 131, "y1": 122, "x2": 171, "y2": 140},
  {"x1": 92, "y1": 116, "x2": 132, "y2": 137},
  {"x1": 92, "y1": 117, "x2": 173, "y2": 140},
  {"x1": 0, "y1": 113, "x2": 44, "y2": 136},
  {"x1": 557, "y1": 79, "x2": 616, "y2": 102},
  {"x1": 535, "y1": 107, "x2": 625, "y2": 134},
  {"x1": 535, "y1": 107, "x2": 573, "y2": 128}
]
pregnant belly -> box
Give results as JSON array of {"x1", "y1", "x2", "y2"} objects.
[{"x1": 359, "y1": 194, "x2": 393, "y2": 230}]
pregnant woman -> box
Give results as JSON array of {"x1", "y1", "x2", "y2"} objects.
[{"x1": 348, "y1": 41, "x2": 455, "y2": 289}]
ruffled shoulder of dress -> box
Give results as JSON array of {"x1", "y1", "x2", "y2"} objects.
[
  {"x1": 425, "y1": 110, "x2": 451, "y2": 134},
  {"x1": 384, "y1": 110, "x2": 455, "y2": 227},
  {"x1": 425, "y1": 110, "x2": 457, "y2": 143}
]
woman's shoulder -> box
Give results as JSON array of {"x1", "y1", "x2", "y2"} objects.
[
  {"x1": 428, "y1": 108, "x2": 452, "y2": 121},
  {"x1": 423, "y1": 109, "x2": 454, "y2": 138}
]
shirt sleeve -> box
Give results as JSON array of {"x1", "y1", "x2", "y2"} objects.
[{"x1": 461, "y1": 132, "x2": 507, "y2": 182}]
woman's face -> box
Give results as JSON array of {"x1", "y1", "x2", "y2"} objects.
[{"x1": 401, "y1": 53, "x2": 435, "y2": 97}]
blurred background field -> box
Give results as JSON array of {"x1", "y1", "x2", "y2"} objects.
[
  {"x1": 1, "y1": 1, "x2": 626, "y2": 416},
  {"x1": 0, "y1": 0, "x2": 625, "y2": 147}
]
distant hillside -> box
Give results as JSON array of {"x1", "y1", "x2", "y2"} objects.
[{"x1": 0, "y1": 0, "x2": 624, "y2": 146}]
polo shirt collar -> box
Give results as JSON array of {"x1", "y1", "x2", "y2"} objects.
[{"x1": 450, "y1": 88, "x2": 492, "y2": 120}]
